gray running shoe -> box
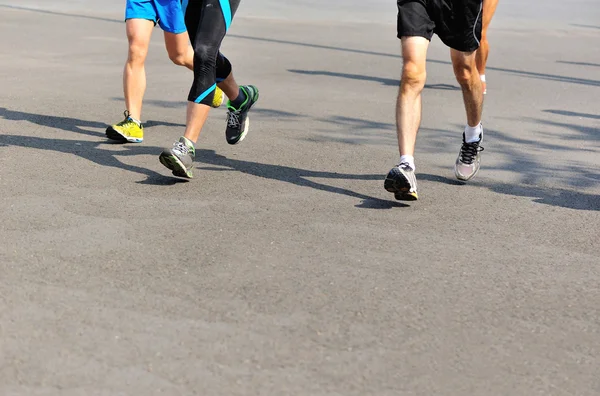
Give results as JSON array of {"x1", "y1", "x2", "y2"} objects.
[
  {"x1": 159, "y1": 137, "x2": 195, "y2": 179},
  {"x1": 384, "y1": 162, "x2": 418, "y2": 201},
  {"x1": 455, "y1": 131, "x2": 484, "y2": 181}
]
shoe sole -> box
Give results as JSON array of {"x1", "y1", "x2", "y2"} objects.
[
  {"x1": 159, "y1": 153, "x2": 193, "y2": 179},
  {"x1": 384, "y1": 172, "x2": 418, "y2": 201},
  {"x1": 226, "y1": 87, "x2": 259, "y2": 145},
  {"x1": 106, "y1": 126, "x2": 143, "y2": 143}
]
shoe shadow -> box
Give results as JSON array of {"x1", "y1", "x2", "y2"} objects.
[
  {"x1": 355, "y1": 198, "x2": 410, "y2": 209},
  {"x1": 419, "y1": 173, "x2": 465, "y2": 186},
  {"x1": 137, "y1": 174, "x2": 189, "y2": 185}
]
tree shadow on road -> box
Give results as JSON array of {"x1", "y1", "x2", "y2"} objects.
[
  {"x1": 542, "y1": 109, "x2": 600, "y2": 121},
  {"x1": 0, "y1": 107, "x2": 184, "y2": 184},
  {"x1": 0, "y1": 107, "x2": 106, "y2": 138},
  {"x1": 0, "y1": 133, "x2": 180, "y2": 185},
  {"x1": 486, "y1": 182, "x2": 600, "y2": 211},
  {"x1": 0, "y1": 107, "x2": 184, "y2": 135},
  {"x1": 425, "y1": 119, "x2": 599, "y2": 211},
  {"x1": 418, "y1": 173, "x2": 599, "y2": 211}
]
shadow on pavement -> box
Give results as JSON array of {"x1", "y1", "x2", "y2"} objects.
[
  {"x1": 0, "y1": 107, "x2": 106, "y2": 138},
  {"x1": 419, "y1": 173, "x2": 599, "y2": 211},
  {"x1": 487, "y1": 182, "x2": 600, "y2": 211},
  {"x1": 0, "y1": 133, "x2": 179, "y2": 184},
  {"x1": 0, "y1": 130, "x2": 393, "y2": 201},
  {"x1": 288, "y1": 69, "x2": 460, "y2": 90},
  {"x1": 0, "y1": 107, "x2": 184, "y2": 183},
  {"x1": 571, "y1": 24, "x2": 600, "y2": 30},
  {"x1": 355, "y1": 198, "x2": 409, "y2": 209},
  {"x1": 189, "y1": 149, "x2": 396, "y2": 206},
  {"x1": 529, "y1": 117, "x2": 599, "y2": 145},
  {"x1": 418, "y1": 174, "x2": 465, "y2": 186},
  {"x1": 0, "y1": 108, "x2": 398, "y2": 205},
  {"x1": 0, "y1": 107, "x2": 184, "y2": 135},
  {"x1": 556, "y1": 61, "x2": 600, "y2": 68},
  {"x1": 542, "y1": 109, "x2": 600, "y2": 121}
]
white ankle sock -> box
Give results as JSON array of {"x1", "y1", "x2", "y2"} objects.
[
  {"x1": 399, "y1": 155, "x2": 415, "y2": 171},
  {"x1": 129, "y1": 116, "x2": 141, "y2": 126},
  {"x1": 465, "y1": 124, "x2": 482, "y2": 143}
]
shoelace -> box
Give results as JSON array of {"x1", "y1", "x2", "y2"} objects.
[
  {"x1": 117, "y1": 110, "x2": 137, "y2": 127},
  {"x1": 227, "y1": 111, "x2": 241, "y2": 128},
  {"x1": 398, "y1": 161, "x2": 412, "y2": 170},
  {"x1": 459, "y1": 141, "x2": 484, "y2": 165},
  {"x1": 172, "y1": 141, "x2": 189, "y2": 156}
]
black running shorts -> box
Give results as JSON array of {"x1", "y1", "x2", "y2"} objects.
[{"x1": 397, "y1": 0, "x2": 483, "y2": 52}]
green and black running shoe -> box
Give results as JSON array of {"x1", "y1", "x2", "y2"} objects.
[{"x1": 225, "y1": 85, "x2": 259, "y2": 145}]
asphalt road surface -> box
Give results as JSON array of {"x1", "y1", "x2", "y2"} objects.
[{"x1": 1, "y1": 1, "x2": 599, "y2": 395}]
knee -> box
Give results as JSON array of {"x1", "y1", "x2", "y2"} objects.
[
  {"x1": 193, "y1": 43, "x2": 217, "y2": 65},
  {"x1": 453, "y1": 61, "x2": 476, "y2": 86},
  {"x1": 401, "y1": 61, "x2": 426, "y2": 92},
  {"x1": 168, "y1": 51, "x2": 187, "y2": 66},
  {"x1": 127, "y1": 41, "x2": 148, "y2": 64}
]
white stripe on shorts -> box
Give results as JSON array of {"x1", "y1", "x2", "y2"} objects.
[{"x1": 473, "y1": 1, "x2": 483, "y2": 47}]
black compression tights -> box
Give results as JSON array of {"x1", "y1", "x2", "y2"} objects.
[{"x1": 184, "y1": 0, "x2": 241, "y2": 106}]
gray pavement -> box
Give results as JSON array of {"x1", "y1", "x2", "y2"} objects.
[{"x1": 0, "y1": 1, "x2": 599, "y2": 395}]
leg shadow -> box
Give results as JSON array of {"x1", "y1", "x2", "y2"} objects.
[{"x1": 194, "y1": 149, "x2": 403, "y2": 208}]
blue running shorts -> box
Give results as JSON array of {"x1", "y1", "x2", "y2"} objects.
[{"x1": 125, "y1": 0, "x2": 188, "y2": 34}]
